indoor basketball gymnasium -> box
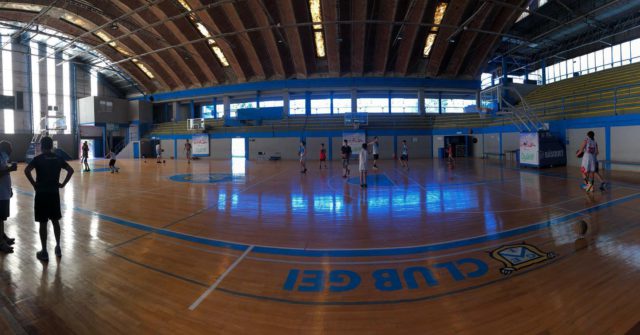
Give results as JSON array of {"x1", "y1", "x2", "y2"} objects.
[{"x1": 1, "y1": 0, "x2": 640, "y2": 334}]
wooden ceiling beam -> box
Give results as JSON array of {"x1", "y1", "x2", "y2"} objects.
[
  {"x1": 99, "y1": 1, "x2": 183, "y2": 91},
  {"x1": 444, "y1": 2, "x2": 495, "y2": 77},
  {"x1": 276, "y1": 0, "x2": 308, "y2": 78},
  {"x1": 424, "y1": 0, "x2": 470, "y2": 77},
  {"x1": 245, "y1": 0, "x2": 285, "y2": 79},
  {"x1": 220, "y1": 2, "x2": 266, "y2": 80},
  {"x1": 188, "y1": 0, "x2": 247, "y2": 83},
  {"x1": 0, "y1": 8, "x2": 156, "y2": 93},
  {"x1": 321, "y1": 0, "x2": 341, "y2": 75},
  {"x1": 350, "y1": 0, "x2": 367, "y2": 75},
  {"x1": 392, "y1": 0, "x2": 429, "y2": 76},
  {"x1": 464, "y1": 0, "x2": 526, "y2": 77},
  {"x1": 371, "y1": 0, "x2": 398, "y2": 75}
]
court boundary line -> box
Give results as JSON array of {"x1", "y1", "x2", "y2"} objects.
[
  {"x1": 213, "y1": 217, "x2": 640, "y2": 306},
  {"x1": 92, "y1": 214, "x2": 640, "y2": 307},
  {"x1": 71, "y1": 192, "x2": 640, "y2": 257},
  {"x1": 189, "y1": 245, "x2": 254, "y2": 311}
]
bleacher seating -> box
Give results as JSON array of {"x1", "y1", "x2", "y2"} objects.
[
  {"x1": 148, "y1": 63, "x2": 640, "y2": 137},
  {"x1": 522, "y1": 61, "x2": 640, "y2": 120}
]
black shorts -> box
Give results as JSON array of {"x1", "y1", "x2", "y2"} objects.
[
  {"x1": 0, "y1": 200, "x2": 9, "y2": 220},
  {"x1": 109, "y1": 159, "x2": 116, "y2": 167},
  {"x1": 34, "y1": 192, "x2": 62, "y2": 222},
  {"x1": 373, "y1": 154, "x2": 379, "y2": 160},
  {"x1": 401, "y1": 154, "x2": 408, "y2": 161}
]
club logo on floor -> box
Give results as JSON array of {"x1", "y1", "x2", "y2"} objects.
[
  {"x1": 490, "y1": 242, "x2": 556, "y2": 275},
  {"x1": 169, "y1": 173, "x2": 234, "y2": 184}
]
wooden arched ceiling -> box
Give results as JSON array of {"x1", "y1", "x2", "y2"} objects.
[{"x1": 0, "y1": 0, "x2": 527, "y2": 95}]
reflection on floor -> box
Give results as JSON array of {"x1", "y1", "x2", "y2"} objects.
[{"x1": 1, "y1": 158, "x2": 640, "y2": 334}]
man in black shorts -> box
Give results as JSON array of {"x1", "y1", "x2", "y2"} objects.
[
  {"x1": 341, "y1": 140, "x2": 352, "y2": 178},
  {"x1": 0, "y1": 141, "x2": 17, "y2": 253},
  {"x1": 24, "y1": 137, "x2": 74, "y2": 261}
]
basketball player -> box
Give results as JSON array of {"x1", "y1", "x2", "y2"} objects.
[
  {"x1": 0, "y1": 141, "x2": 17, "y2": 253},
  {"x1": 447, "y1": 143, "x2": 455, "y2": 164},
  {"x1": 81, "y1": 141, "x2": 90, "y2": 172},
  {"x1": 319, "y1": 143, "x2": 327, "y2": 170},
  {"x1": 24, "y1": 137, "x2": 74, "y2": 261},
  {"x1": 576, "y1": 131, "x2": 598, "y2": 192},
  {"x1": 299, "y1": 140, "x2": 307, "y2": 173},
  {"x1": 341, "y1": 139, "x2": 352, "y2": 178},
  {"x1": 359, "y1": 143, "x2": 368, "y2": 188},
  {"x1": 184, "y1": 139, "x2": 192, "y2": 164},
  {"x1": 400, "y1": 140, "x2": 409, "y2": 169},
  {"x1": 156, "y1": 142, "x2": 163, "y2": 164},
  {"x1": 368, "y1": 137, "x2": 380, "y2": 170},
  {"x1": 106, "y1": 149, "x2": 119, "y2": 173}
]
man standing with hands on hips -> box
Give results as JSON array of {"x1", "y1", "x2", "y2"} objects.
[{"x1": 24, "y1": 137, "x2": 74, "y2": 262}]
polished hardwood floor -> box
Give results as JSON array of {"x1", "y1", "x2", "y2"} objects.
[{"x1": 1, "y1": 157, "x2": 639, "y2": 334}]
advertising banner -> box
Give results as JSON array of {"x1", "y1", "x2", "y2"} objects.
[
  {"x1": 519, "y1": 132, "x2": 539, "y2": 166},
  {"x1": 343, "y1": 131, "x2": 366, "y2": 155},
  {"x1": 192, "y1": 134, "x2": 209, "y2": 156}
]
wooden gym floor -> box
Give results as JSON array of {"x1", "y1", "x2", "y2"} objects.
[{"x1": 1, "y1": 157, "x2": 640, "y2": 334}]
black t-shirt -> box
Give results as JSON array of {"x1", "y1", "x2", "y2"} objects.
[
  {"x1": 82, "y1": 144, "x2": 89, "y2": 157},
  {"x1": 27, "y1": 152, "x2": 71, "y2": 193},
  {"x1": 341, "y1": 145, "x2": 352, "y2": 158}
]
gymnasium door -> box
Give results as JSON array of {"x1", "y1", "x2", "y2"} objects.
[
  {"x1": 232, "y1": 138, "x2": 245, "y2": 158},
  {"x1": 79, "y1": 139, "x2": 96, "y2": 159}
]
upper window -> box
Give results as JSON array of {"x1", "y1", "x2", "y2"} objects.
[
  {"x1": 289, "y1": 97, "x2": 306, "y2": 115},
  {"x1": 357, "y1": 93, "x2": 389, "y2": 113},
  {"x1": 310, "y1": 95, "x2": 331, "y2": 114},
  {"x1": 391, "y1": 92, "x2": 419, "y2": 113},
  {"x1": 202, "y1": 105, "x2": 215, "y2": 119},
  {"x1": 441, "y1": 94, "x2": 476, "y2": 114},
  {"x1": 230, "y1": 101, "x2": 256, "y2": 118},
  {"x1": 538, "y1": 37, "x2": 640, "y2": 85},
  {"x1": 333, "y1": 93, "x2": 352, "y2": 114}
]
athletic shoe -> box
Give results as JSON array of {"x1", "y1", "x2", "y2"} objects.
[
  {"x1": 585, "y1": 183, "x2": 594, "y2": 192},
  {"x1": 3, "y1": 233, "x2": 15, "y2": 245},
  {"x1": 36, "y1": 250, "x2": 49, "y2": 262},
  {"x1": 580, "y1": 183, "x2": 587, "y2": 190},
  {"x1": 0, "y1": 241, "x2": 13, "y2": 253},
  {"x1": 55, "y1": 246, "x2": 62, "y2": 258},
  {"x1": 599, "y1": 182, "x2": 607, "y2": 191}
]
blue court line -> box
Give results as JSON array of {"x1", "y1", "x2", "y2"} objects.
[{"x1": 72, "y1": 192, "x2": 640, "y2": 258}]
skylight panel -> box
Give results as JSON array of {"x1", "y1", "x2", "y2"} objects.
[
  {"x1": 0, "y1": 3, "x2": 42, "y2": 12},
  {"x1": 423, "y1": 2, "x2": 448, "y2": 58},
  {"x1": 132, "y1": 59, "x2": 155, "y2": 79},
  {"x1": 195, "y1": 22, "x2": 212, "y2": 38},
  {"x1": 175, "y1": 0, "x2": 230, "y2": 67},
  {"x1": 308, "y1": 0, "x2": 326, "y2": 58},
  {"x1": 176, "y1": 0, "x2": 193, "y2": 11},
  {"x1": 211, "y1": 45, "x2": 229, "y2": 67}
]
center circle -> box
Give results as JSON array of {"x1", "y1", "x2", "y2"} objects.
[{"x1": 169, "y1": 173, "x2": 235, "y2": 184}]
